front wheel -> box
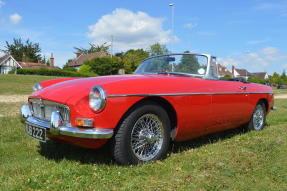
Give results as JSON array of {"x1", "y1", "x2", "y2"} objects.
[
  {"x1": 112, "y1": 102, "x2": 171, "y2": 165},
  {"x1": 246, "y1": 102, "x2": 266, "y2": 131}
]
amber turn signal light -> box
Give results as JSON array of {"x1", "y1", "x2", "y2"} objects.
[{"x1": 75, "y1": 118, "x2": 94, "y2": 128}]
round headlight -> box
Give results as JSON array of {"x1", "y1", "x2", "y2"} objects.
[
  {"x1": 89, "y1": 86, "x2": 106, "y2": 113},
  {"x1": 32, "y1": 82, "x2": 43, "y2": 92}
]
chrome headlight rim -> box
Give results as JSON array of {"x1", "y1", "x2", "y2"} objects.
[
  {"x1": 32, "y1": 82, "x2": 43, "y2": 92},
  {"x1": 89, "y1": 85, "x2": 107, "y2": 113}
]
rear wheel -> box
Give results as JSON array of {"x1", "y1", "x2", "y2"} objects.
[
  {"x1": 247, "y1": 102, "x2": 266, "y2": 131},
  {"x1": 112, "y1": 102, "x2": 171, "y2": 165}
]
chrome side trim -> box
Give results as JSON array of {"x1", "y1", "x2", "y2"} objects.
[{"x1": 108, "y1": 92, "x2": 274, "y2": 98}]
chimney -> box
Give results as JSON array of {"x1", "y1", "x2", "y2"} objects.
[
  {"x1": 50, "y1": 53, "x2": 54, "y2": 67},
  {"x1": 232, "y1": 65, "x2": 235, "y2": 77}
]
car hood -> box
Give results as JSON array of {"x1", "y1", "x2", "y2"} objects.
[{"x1": 30, "y1": 74, "x2": 206, "y2": 104}]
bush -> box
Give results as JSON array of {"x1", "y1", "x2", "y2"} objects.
[
  {"x1": 9, "y1": 68, "x2": 97, "y2": 77},
  {"x1": 220, "y1": 75, "x2": 232, "y2": 80},
  {"x1": 248, "y1": 77, "x2": 267, "y2": 84},
  {"x1": 62, "y1": 65, "x2": 77, "y2": 72},
  {"x1": 85, "y1": 56, "x2": 123, "y2": 76}
]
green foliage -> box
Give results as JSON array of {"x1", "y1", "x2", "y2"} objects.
[
  {"x1": 78, "y1": 64, "x2": 96, "y2": 76},
  {"x1": 220, "y1": 75, "x2": 232, "y2": 79},
  {"x1": 270, "y1": 72, "x2": 282, "y2": 85},
  {"x1": 62, "y1": 65, "x2": 77, "y2": 72},
  {"x1": 147, "y1": 43, "x2": 169, "y2": 56},
  {"x1": 176, "y1": 54, "x2": 200, "y2": 73},
  {"x1": 248, "y1": 77, "x2": 267, "y2": 84},
  {"x1": 9, "y1": 68, "x2": 95, "y2": 77},
  {"x1": 74, "y1": 42, "x2": 110, "y2": 54},
  {"x1": 85, "y1": 56, "x2": 123, "y2": 76},
  {"x1": 122, "y1": 49, "x2": 149, "y2": 73},
  {"x1": 1, "y1": 38, "x2": 44, "y2": 62},
  {"x1": 281, "y1": 70, "x2": 287, "y2": 85}
]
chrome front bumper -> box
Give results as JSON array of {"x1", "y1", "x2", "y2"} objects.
[{"x1": 21, "y1": 104, "x2": 113, "y2": 139}]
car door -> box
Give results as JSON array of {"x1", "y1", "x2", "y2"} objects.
[{"x1": 206, "y1": 79, "x2": 250, "y2": 133}]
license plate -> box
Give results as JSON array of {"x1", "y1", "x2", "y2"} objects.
[{"x1": 26, "y1": 124, "x2": 46, "y2": 142}]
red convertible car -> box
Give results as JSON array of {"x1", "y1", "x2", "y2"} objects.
[{"x1": 21, "y1": 53, "x2": 275, "y2": 165}]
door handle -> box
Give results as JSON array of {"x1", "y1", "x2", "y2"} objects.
[{"x1": 239, "y1": 86, "x2": 247, "y2": 90}]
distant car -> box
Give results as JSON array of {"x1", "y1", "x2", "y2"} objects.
[
  {"x1": 277, "y1": 84, "x2": 287, "y2": 89},
  {"x1": 21, "y1": 53, "x2": 275, "y2": 165}
]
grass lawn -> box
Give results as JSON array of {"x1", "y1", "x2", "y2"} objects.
[
  {"x1": 272, "y1": 88, "x2": 287, "y2": 94},
  {"x1": 0, "y1": 75, "x2": 287, "y2": 190},
  {"x1": 0, "y1": 74, "x2": 63, "y2": 95}
]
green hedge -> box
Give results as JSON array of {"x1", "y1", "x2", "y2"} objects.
[{"x1": 9, "y1": 68, "x2": 97, "y2": 77}]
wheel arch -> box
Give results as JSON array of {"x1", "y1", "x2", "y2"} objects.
[
  {"x1": 258, "y1": 98, "x2": 269, "y2": 112},
  {"x1": 114, "y1": 96, "x2": 178, "y2": 139}
]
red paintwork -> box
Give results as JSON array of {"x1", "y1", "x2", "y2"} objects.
[{"x1": 30, "y1": 74, "x2": 274, "y2": 148}]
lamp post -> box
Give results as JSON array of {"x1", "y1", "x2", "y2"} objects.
[{"x1": 169, "y1": 3, "x2": 175, "y2": 35}]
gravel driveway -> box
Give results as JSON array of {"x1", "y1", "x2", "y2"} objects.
[
  {"x1": 0, "y1": 95, "x2": 28, "y2": 103},
  {"x1": 274, "y1": 94, "x2": 287, "y2": 99}
]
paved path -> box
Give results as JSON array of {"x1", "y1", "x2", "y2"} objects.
[
  {"x1": 275, "y1": 94, "x2": 287, "y2": 99},
  {"x1": 0, "y1": 95, "x2": 28, "y2": 103}
]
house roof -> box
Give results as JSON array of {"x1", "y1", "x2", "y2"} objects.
[
  {"x1": 234, "y1": 68, "x2": 252, "y2": 76},
  {"x1": 251, "y1": 72, "x2": 268, "y2": 79},
  {"x1": 0, "y1": 54, "x2": 11, "y2": 65},
  {"x1": 67, "y1": 52, "x2": 108, "y2": 67},
  {"x1": 19, "y1": 61, "x2": 50, "y2": 68},
  {"x1": 218, "y1": 64, "x2": 232, "y2": 76}
]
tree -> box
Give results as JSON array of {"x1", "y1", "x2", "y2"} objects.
[
  {"x1": 122, "y1": 49, "x2": 149, "y2": 73},
  {"x1": 78, "y1": 64, "x2": 94, "y2": 75},
  {"x1": 271, "y1": 72, "x2": 281, "y2": 85},
  {"x1": 281, "y1": 70, "x2": 287, "y2": 85},
  {"x1": 147, "y1": 43, "x2": 169, "y2": 56},
  {"x1": 74, "y1": 42, "x2": 110, "y2": 54},
  {"x1": 85, "y1": 56, "x2": 123, "y2": 76},
  {"x1": 176, "y1": 51, "x2": 200, "y2": 73},
  {"x1": 1, "y1": 38, "x2": 43, "y2": 62}
]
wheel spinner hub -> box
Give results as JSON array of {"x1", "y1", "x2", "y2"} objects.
[{"x1": 131, "y1": 114, "x2": 164, "y2": 161}]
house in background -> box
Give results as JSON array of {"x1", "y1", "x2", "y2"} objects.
[
  {"x1": 251, "y1": 72, "x2": 269, "y2": 80},
  {"x1": 231, "y1": 65, "x2": 269, "y2": 80},
  {"x1": 19, "y1": 53, "x2": 55, "y2": 68},
  {"x1": 0, "y1": 54, "x2": 22, "y2": 74},
  {"x1": 0, "y1": 53, "x2": 55, "y2": 74},
  {"x1": 67, "y1": 52, "x2": 108, "y2": 70},
  {"x1": 217, "y1": 64, "x2": 233, "y2": 77},
  {"x1": 232, "y1": 66, "x2": 253, "y2": 80}
]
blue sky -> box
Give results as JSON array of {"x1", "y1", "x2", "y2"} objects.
[{"x1": 0, "y1": 0, "x2": 287, "y2": 74}]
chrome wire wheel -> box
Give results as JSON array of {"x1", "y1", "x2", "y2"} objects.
[
  {"x1": 131, "y1": 113, "x2": 164, "y2": 161},
  {"x1": 253, "y1": 105, "x2": 264, "y2": 130}
]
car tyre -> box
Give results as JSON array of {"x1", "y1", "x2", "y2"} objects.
[
  {"x1": 246, "y1": 102, "x2": 266, "y2": 131},
  {"x1": 111, "y1": 102, "x2": 171, "y2": 165}
]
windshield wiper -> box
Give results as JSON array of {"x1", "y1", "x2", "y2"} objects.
[{"x1": 156, "y1": 71, "x2": 169, "y2": 75}]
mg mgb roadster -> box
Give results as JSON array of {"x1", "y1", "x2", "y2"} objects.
[{"x1": 21, "y1": 53, "x2": 275, "y2": 165}]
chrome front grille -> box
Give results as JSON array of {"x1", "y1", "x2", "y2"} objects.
[{"x1": 29, "y1": 98, "x2": 70, "y2": 123}]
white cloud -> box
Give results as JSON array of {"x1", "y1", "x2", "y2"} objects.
[
  {"x1": 9, "y1": 13, "x2": 22, "y2": 24},
  {"x1": 87, "y1": 8, "x2": 179, "y2": 51},
  {"x1": 0, "y1": 1, "x2": 5, "y2": 7},
  {"x1": 184, "y1": 23, "x2": 197, "y2": 29},
  {"x1": 218, "y1": 47, "x2": 287, "y2": 72}
]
